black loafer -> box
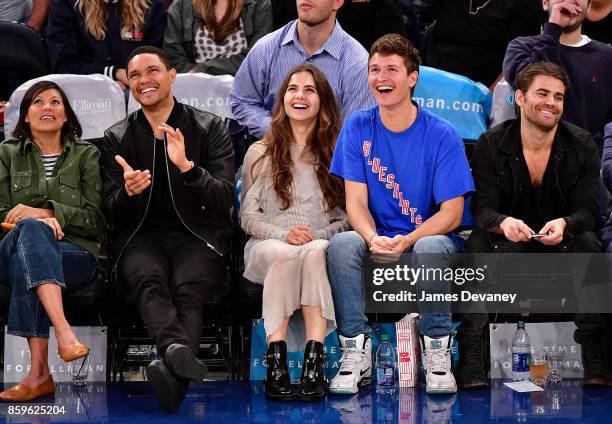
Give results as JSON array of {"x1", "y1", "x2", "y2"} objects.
[
  {"x1": 165, "y1": 343, "x2": 208, "y2": 382},
  {"x1": 146, "y1": 359, "x2": 187, "y2": 413}
]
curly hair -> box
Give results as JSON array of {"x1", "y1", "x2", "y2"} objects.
[
  {"x1": 193, "y1": 0, "x2": 244, "y2": 43},
  {"x1": 75, "y1": 0, "x2": 151, "y2": 41},
  {"x1": 253, "y1": 63, "x2": 344, "y2": 212}
]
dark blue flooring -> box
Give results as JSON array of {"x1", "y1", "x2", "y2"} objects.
[{"x1": 1, "y1": 379, "x2": 612, "y2": 423}]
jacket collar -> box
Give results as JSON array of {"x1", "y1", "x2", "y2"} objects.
[
  {"x1": 135, "y1": 97, "x2": 182, "y2": 133},
  {"x1": 22, "y1": 135, "x2": 73, "y2": 155},
  {"x1": 496, "y1": 119, "x2": 574, "y2": 156}
]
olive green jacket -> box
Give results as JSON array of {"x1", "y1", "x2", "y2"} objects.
[{"x1": 0, "y1": 137, "x2": 105, "y2": 256}]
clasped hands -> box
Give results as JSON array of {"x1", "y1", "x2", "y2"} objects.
[
  {"x1": 2, "y1": 205, "x2": 62, "y2": 239},
  {"x1": 116, "y1": 123, "x2": 192, "y2": 197}
]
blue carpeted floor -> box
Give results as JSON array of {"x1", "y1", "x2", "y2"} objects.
[{"x1": 1, "y1": 379, "x2": 611, "y2": 423}]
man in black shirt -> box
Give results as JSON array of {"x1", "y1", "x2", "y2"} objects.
[
  {"x1": 101, "y1": 46, "x2": 234, "y2": 412},
  {"x1": 457, "y1": 62, "x2": 603, "y2": 388}
]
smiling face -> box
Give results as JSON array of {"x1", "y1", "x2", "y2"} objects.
[
  {"x1": 368, "y1": 53, "x2": 417, "y2": 111},
  {"x1": 127, "y1": 53, "x2": 176, "y2": 109},
  {"x1": 25, "y1": 88, "x2": 68, "y2": 135},
  {"x1": 283, "y1": 70, "x2": 321, "y2": 126},
  {"x1": 516, "y1": 74, "x2": 565, "y2": 132}
]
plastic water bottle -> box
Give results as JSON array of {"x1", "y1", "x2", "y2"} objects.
[
  {"x1": 375, "y1": 334, "x2": 397, "y2": 394},
  {"x1": 512, "y1": 321, "x2": 531, "y2": 381}
]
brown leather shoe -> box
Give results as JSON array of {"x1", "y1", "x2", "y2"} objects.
[
  {"x1": 58, "y1": 341, "x2": 90, "y2": 362},
  {"x1": 0, "y1": 375, "x2": 55, "y2": 402}
]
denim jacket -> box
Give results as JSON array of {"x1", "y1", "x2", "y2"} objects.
[
  {"x1": 0, "y1": 137, "x2": 105, "y2": 256},
  {"x1": 470, "y1": 119, "x2": 600, "y2": 237}
]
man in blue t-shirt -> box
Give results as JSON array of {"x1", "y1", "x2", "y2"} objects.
[{"x1": 327, "y1": 34, "x2": 474, "y2": 396}]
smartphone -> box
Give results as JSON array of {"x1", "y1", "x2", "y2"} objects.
[{"x1": 531, "y1": 233, "x2": 548, "y2": 239}]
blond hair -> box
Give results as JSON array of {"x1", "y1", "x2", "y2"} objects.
[{"x1": 75, "y1": 0, "x2": 151, "y2": 41}]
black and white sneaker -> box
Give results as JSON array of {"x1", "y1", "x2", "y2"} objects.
[{"x1": 329, "y1": 334, "x2": 372, "y2": 395}]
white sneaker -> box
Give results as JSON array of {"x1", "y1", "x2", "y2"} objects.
[
  {"x1": 329, "y1": 334, "x2": 372, "y2": 395},
  {"x1": 421, "y1": 335, "x2": 457, "y2": 394}
]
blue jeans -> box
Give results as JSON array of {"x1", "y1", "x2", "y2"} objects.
[
  {"x1": 0, "y1": 219, "x2": 97, "y2": 338},
  {"x1": 326, "y1": 231, "x2": 457, "y2": 338}
]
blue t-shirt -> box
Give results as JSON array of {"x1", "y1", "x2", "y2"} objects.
[{"x1": 330, "y1": 106, "x2": 475, "y2": 244}]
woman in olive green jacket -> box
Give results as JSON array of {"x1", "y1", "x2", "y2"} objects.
[
  {"x1": 164, "y1": 0, "x2": 272, "y2": 75},
  {"x1": 0, "y1": 81, "x2": 105, "y2": 403}
]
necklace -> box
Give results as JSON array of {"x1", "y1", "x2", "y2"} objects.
[{"x1": 469, "y1": 0, "x2": 492, "y2": 15}]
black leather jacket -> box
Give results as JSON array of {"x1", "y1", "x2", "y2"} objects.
[
  {"x1": 470, "y1": 119, "x2": 600, "y2": 237},
  {"x1": 101, "y1": 100, "x2": 235, "y2": 267}
]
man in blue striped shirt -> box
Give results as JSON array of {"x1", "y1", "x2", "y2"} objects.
[{"x1": 230, "y1": 0, "x2": 374, "y2": 139}]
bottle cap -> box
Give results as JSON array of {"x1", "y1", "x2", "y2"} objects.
[
  {"x1": 381, "y1": 334, "x2": 390, "y2": 341},
  {"x1": 517, "y1": 321, "x2": 525, "y2": 329}
]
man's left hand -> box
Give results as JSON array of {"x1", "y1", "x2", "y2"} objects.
[
  {"x1": 158, "y1": 123, "x2": 192, "y2": 172},
  {"x1": 537, "y1": 218, "x2": 566, "y2": 245}
]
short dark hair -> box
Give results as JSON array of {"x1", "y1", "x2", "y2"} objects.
[
  {"x1": 369, "y1": 34, "x2": 421, "y2": 74},
  {"x1": 126, "y1": 45, "x2": 171, "y2": 71},
  {"x1": 515, "y1": 62, "x2": 569, "y2": 94},
  {"x1": 12, "y1": 81, "x2": 82, "y2": 140}
]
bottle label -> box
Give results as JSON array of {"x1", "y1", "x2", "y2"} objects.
[
  {"x1": 377, "y1": 367, "x2": 395, "y2": 385},
  {"x1": 512, "y1": 352, "x2": 530, "y2": 372}
]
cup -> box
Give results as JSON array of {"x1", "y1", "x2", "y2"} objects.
[
  {"x1": 71, "y1": 353, "x2": 91, "y2": 386},
  {"x1": 530, "y1": 349, "x2": 548, "y2": 387},
  {"x1": 547, "y1": 352, "x2": 564, "y2": 383}
]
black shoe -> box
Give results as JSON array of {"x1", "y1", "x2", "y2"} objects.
[
  {"x1": 456, "y1": 334, "x2": 487, "y2": 389},
  {"x1": 582, "y1": 343, "x2": 612, "y2": 386},
  {"x1": 298, "y1": 340, "x2": 327, "y2": 402},
  {"x1": 265, "y1": 341, "x2": 293, "y2": 401},
  {"x1": 146, "y1": 360, "x2": 187, "y2": 413},
  {"x1": 165, "y1": 343, "x2": 208, "y2": 382}
]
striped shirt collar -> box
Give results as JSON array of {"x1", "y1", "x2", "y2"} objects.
[{"x1": 281, "y1": 19, "x2": 344, "y2": 60}]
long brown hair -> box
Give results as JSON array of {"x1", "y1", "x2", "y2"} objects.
[
  {"x1": 254, "y1": 64, "x2": 344, "y2": 212},
  {"x1": 75, "y1": 0, "x2": 151, "y2": 41},
  {"x1": 193, "y1": 0, "x2": 244, "y2": 43}
]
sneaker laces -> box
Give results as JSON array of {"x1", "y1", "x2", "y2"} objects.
[
  {"x1": 425, "y1": 347, "x2": 450, "y2": 375},
  {"x1": 338, "y1": 347, "x2": 365, "y2": 375}
]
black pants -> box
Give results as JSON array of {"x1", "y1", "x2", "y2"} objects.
[
  {"x1": 120, "y1": 229, "x2": 226, "y2": 355},
  {"x1": 459, "y1": 229, "x2": 605, "y2": 345}
]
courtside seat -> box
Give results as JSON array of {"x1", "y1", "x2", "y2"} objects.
[{"x1": 4, "y1": 74, "x2": 127, "y2": 143}]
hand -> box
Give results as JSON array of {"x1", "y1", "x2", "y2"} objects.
[
  {"x1": 4, "y1": 204, "x2": 53, "y2": 224},
  {"x1": 369, "y1": 235, "x2": 398, "y2": 253},
  {"x1": 285, "y1": 225, "x2": 314, "y2": 246},
  {"x1": 115, "y1": 68, "x2": 129, "y2": 88},
  {"x1": 549, "y1": 0, "x2": 584, "y2": 28},
  {"x1": 499, "y1": 217, "x2": 535, "y2": 243},
  {"x1": 389, "y1": 234, "x2": 415, "y2": 253},
  {"x1": 157, "y1": 123, "x2": 191, "y2": 172},
  {"x1": 537, "y1": 218, "x2": 566, "y2": 245},
  {"x1": 38, "y1": 217, "x2": 64, "y2": 240},
  {"x1": 115, "y1": 155, "x2": 151, "y2": 196}
]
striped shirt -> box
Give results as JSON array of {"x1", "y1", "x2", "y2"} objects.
[
  {"x1": 230, "y1": 20, "x2": 374, "y2": 139},
  {"x1": 41, "y1": 154, "x2": 60, "y2": 180}
]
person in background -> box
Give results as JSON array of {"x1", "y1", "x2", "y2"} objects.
[
  {"x1": 419, "y1": 0, "x2": 541, "y2": 88},
  {"x1": 230, "y1": 0, "x2": 374, "y2": 140},
  {"x1": 46, "y1": 0, "x2": 167, "y2": 89},
  {"x1": 504, "y1": 0, "x2": 612, "y2": 149},
  {"x1": 582, "y1": 0, "x2": 611, "y2": 44},
  {"x1": 0, "y1": 81, "x2": 104, "y2": 402},
  {"x1": 164, "y1": 0, "x2": 272, "y2": 75},
  {"x1": 240, "y1": 63, "x2": 348, "y2": 402}
]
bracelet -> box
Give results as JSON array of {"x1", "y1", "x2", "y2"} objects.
[{"x1": 368, "y1": 233, "x2": 377, "y2": 247}]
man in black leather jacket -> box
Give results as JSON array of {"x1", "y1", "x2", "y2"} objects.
[
  {"x1": 456, "y1": 62, "x2": 604, "y2": 389},
  {"x1": 101, "y1": 46, "x2": 234, "y2": 412}
]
